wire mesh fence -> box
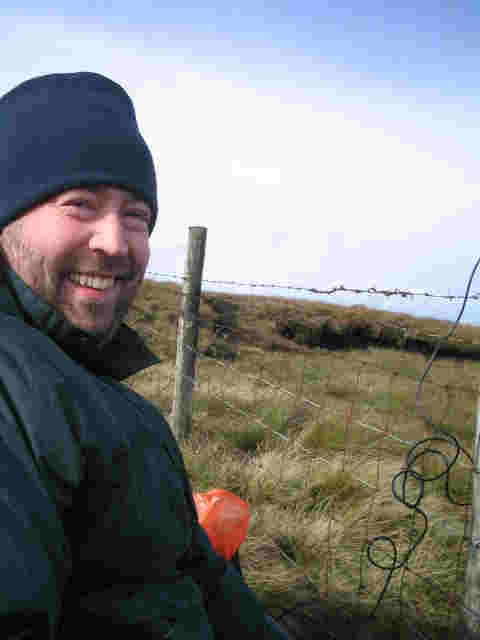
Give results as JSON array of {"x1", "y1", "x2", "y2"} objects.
[{"x1": 125, "y1": 271, "x2": 480, "y2": 639}]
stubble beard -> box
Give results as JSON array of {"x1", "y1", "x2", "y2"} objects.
[{"x1": 0, "y1": 221, "x2": 138, "y2": 346}]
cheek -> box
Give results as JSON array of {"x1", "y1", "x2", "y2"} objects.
[
  {"x1": 22, "y1": 216, "x2": 80, "y2": 261},
  {"x1": 133, "y1": 238, "x2": 150, "y2": 271}
]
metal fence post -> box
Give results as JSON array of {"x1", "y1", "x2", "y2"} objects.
[
  {"x1": 170, "y1": 227, "x2": 207, "y2": 440},
  {"x1": 463, "y1": 391, "x2": 480, "y2": 638}
]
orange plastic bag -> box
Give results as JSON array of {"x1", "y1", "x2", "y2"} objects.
[{"x1": 193, "y1": 489, "x2": 251, "y2": 561}]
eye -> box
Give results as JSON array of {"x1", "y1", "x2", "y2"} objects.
[
  {"x1": 124, "y1": 209, "x2": 151, "y2": 228},
  {"x1": 127, "y1": 210, "x2": 146, "y2": 219},
  {"x1": 64, "y1": 199, "x2": 95, "y2": 210},
  {"x1": 60, "y1": 198, "x2": 98, "y2": 223}
]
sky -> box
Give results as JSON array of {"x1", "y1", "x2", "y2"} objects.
[{"x1": 3, "y1": 1, "x2": 480, "y2": 326}]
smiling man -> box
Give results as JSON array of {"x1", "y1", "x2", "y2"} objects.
[
  {"x1": 0, "y1": 73, "x2": 288, "y2": 640},
  {"x1": 1, "y1": 184, "x2": 152, "y2": 344}
]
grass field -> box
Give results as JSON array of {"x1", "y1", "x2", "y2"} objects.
[{"x1": 125, "y1": 279, "x2": 479, "y2": 638}]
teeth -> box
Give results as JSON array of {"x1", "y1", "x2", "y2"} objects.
[{"x1": 69, "y1": 273, "x2": 115, "y2": 290}]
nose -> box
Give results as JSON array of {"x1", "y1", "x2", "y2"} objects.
[{"x1": 88, "y1": 212, "x2": 129, "y2": 257}]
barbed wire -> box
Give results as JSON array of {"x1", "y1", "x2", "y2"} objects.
[
  {"x1": 145, "y1": 271, "x2": 480, "y2": 302},
  {"x1": 141, "y1": 273, "x2": 480, "y2": 362},
  {"x1": 140, "y1": 274, "x2": 480, "y2": 377}
]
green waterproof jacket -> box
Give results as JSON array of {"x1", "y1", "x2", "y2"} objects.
[{"x1": 0, "y1": 265, "x2": 288, "y2": 640}]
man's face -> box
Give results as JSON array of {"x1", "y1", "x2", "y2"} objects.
[{"x1": 0, "y1": 185, "x2": 151, "y2": 343}]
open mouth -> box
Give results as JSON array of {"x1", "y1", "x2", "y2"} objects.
[{"x1": 68, "y1": 272, "x2": 117, "y2": 291}]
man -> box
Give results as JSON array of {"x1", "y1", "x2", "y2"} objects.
[{"x1": 0, "y1": 73, "x2": 288, "y2": 639}]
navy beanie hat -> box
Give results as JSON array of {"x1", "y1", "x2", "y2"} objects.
[{"x1": 0, "y1": 72, "x2": 157, "y2": 232}]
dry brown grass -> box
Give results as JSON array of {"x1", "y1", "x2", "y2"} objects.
[{"x1": 124, "y1": 279, "x2": 480, "y2": 636}]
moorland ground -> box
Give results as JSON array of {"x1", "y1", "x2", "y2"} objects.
[{"x1": 125, "y1": 279, "x2": 479, "y2": 638}]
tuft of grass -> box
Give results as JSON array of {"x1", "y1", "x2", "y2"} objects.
[
  {"x1": 193, "y1": 394, "x2": 230, "y2": 418},
  {"x1": 225, "y1": 423, "x2": 267, "y2": 453},
  {"x1": 299, "y1": 418, "x2": 349, "y2": 452}
]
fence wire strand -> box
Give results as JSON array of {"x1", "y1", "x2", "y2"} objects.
[{"x1": 145, "y1": 271, "x2": 480, "y2": 302}]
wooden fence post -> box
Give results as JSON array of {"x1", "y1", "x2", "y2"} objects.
[
  {"x1": 170, "y1": 227, "x2": 207, "y2": 441},
  {"x1": 463, "y1": 391, "x2": 480, "y2": 638}
]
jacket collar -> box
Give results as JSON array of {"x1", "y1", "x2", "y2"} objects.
[{"x1": 0, "y1": 262, "x2": 159, "y2": 380}]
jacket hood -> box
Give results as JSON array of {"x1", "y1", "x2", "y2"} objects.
[{"x1": 0, "y1": 261, "x2": 159, "y2": 380}]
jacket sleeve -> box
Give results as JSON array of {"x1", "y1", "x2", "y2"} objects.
[
  {"x1": 185, "y1": 523, "x2": 289, "y2": 639},
  {"x1": 0, "y1": 433, "x2": 66, "y2": 639}
]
